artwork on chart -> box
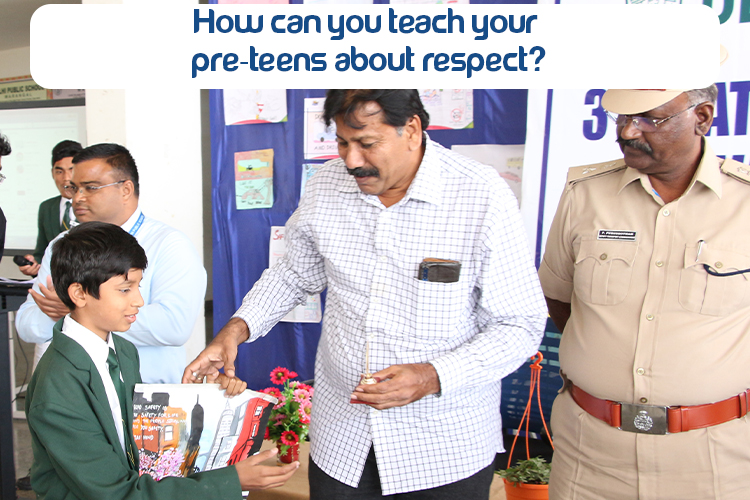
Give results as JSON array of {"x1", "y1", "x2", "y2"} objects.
[
  {"x1": 235, "y1": 149, "x2": 274, "y2": 210},
  {"x1": 300, "y1": 163, "x2": 324, "y2": 198},
  {"x1": 303, "y1": 98, "x2": 339, "y2": 160},
  {"x1": 452, "y1": 144, "x2": 524, "y2": 205},
  {"x1": 224, "y1": 90, "x2": 287, "y2": 125},
  {"x1": 418, "y1": 89, "x2": 474, "y2": 129},
  {"x1": 269, "y1": 226, "x2": 323, "y2": 323},
  {"x1": 132, "y1": 384, "x2": 276, "y2": 480}
]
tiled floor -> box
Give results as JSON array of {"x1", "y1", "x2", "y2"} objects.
[{"x1": 13, "y1": 419, "x2": 34, "y2": 499}]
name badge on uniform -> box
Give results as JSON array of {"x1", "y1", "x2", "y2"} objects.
[{"x1": 597, "y1": 229, "x2": 637, "y2": 242}]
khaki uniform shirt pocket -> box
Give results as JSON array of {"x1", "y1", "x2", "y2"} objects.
[
  {"x1": 573, "y1": 239, "x2": 638, "y2": 305},
  {"x1": 679, "y1": 243, "x2": 750, "y2": 317}
]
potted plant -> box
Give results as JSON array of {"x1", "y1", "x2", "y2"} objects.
[
  {"x1": 497, "y1": 353, "x2": 553, "y2": 500},
  {"x1": 496, "y1": 456, "x2": 550, "y2": 500},
  {"x1": 261, "y1": 367, "x2": 313, "y2": 463}
]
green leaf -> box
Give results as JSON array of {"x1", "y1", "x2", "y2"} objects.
[{"x1": 495, "y1": 457, "x2": 550, "y2": 485}]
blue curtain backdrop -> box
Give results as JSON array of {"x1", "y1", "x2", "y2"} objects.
[{"x1": 210, "y1": 88, "x2": 528, "y2": 389}]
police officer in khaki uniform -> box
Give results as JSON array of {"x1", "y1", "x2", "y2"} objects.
[{"x1": 539, "y1": 51, "x2": 750, "y2": 500}]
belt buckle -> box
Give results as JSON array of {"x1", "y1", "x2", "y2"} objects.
[{"x1": 618, "y1": 403, "x2": 669, "y2": 435}]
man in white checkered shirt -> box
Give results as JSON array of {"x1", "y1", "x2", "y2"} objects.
[{"x1": 185, "y1": 90, "x2": 547, "y2": 499}]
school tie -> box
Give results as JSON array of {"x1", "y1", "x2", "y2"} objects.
[
  {"x1": 107, "y1": 348, "x2": 136, "y2": 469},
  {"x1": 61, "y1": 201, "x2": 72, "y2": 231}
]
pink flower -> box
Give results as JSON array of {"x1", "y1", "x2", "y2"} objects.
[
  {"x1": 270, "y1": 367, "x2": 291, "y2": 385},
  {"x1": 280, "y1": 430, "x2": 299, "y2": 445},
  {"x1": 293, "y1": 389, "x2": 311, "y2": 404},
  {"x1": 273, "y1": 394, "x2": 287, "y2": 410},
  {"x1": 298, "y1": 404, "x2": 312, "y2": 424},
  {"x1": 274, "y1": 414, "x2": 287, "y2": 426}
]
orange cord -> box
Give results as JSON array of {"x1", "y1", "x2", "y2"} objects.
[{"x1": 506, "y1": 351, "x2": 554, "y2": 469}]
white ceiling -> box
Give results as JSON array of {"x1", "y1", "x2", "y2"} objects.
[{"x1": 0, "y1": 1, "x2": 80, "y2": 52}]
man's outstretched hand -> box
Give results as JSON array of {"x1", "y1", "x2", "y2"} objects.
[{"x1": 182, "y1": 317, "x2": 249, "y2": 383}]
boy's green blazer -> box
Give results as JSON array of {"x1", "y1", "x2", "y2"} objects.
[
  {"x1": 25, "y1": 323, "x2": 242, "y2": 500},
  {"x1": 33, "y1": 196, "x2": 64, "y2": 263}
]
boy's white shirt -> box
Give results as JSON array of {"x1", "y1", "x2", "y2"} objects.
[{"x1": 61, "y1": 315, "x2": 126, "y2": 455}]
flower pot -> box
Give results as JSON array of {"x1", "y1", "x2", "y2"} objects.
[
  {"x1": 503, "y1": 479, "x2": 549, "y2": 500},
  {"x1": 276, "y1": 441, "x2": 299, "y2": 464}
]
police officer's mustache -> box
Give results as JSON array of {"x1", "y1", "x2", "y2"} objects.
[
  {"x1": 616, "y1": 137, "x2": 654, "y2": 156},
  {"x1": 346, "y1": 166, "x2": 380, "y2": 178}
]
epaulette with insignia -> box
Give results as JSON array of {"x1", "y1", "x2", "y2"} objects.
[
  {"x1": 719, "y1": 158, "x2": 750, "y2": 185},
  {"x1": 566, "y1": 159, "x2": 626, "y2": 187}
]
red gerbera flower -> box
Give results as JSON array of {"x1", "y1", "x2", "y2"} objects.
[
  {"x1": 270, "y1": 367, "x2": 290, "y2": 385},
  {"x1": 262, "y1": 387, "x2": 282, "y2": 399},
  {"x1": 264, "y1": 427, "x2": 270, "y2": 440},
  {"x1": 280, "y1": 430, "x2": 299, "y2": 446},
  {"x1": 288, "y1": 371, "x2": 298, "y2": 379}
]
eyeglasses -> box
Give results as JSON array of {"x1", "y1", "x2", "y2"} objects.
[
  {"x1": 63, "y1": 180, "x2": 125, "y2": 197},
  {"x1": 606, "y1": 103, "x2": 699, "y2": 133}
]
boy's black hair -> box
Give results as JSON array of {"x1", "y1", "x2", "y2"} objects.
[
  {"x1": 51, "y1": 140, "x2": 83, "y2": 166},
  {"x1": 51, "y1": 221, "x2": 148, "y2": 310}
]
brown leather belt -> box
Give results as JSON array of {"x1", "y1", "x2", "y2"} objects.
[{"x1": 570, "y1": 384, "x2": 750, "y2": 435}]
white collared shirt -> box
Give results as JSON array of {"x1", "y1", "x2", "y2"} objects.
[
  {"x1": 57, "y1": 197, "x2": 74, "y2": 227},
  {"x1": 61, "y1": 315, "x2": 126, "y2": 454}
]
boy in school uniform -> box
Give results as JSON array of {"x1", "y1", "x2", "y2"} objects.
[{"x1": 25, "y1": 221, "x2": 298, "y2": 500}]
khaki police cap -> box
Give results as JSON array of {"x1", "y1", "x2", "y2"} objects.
[
  {"x1": 601, "y1": 45, "x2": 729, "y2": 115},
  {"x1": 601, "y1": 89, "x2": 687, "y2": 115}
]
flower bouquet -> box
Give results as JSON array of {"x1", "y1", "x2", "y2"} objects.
[{"x1": 261, "y1": 366, "x2": 313, "y2": 463}]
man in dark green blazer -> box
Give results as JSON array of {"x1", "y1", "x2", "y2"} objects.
[
  {"x1": 26, "y1": 222, "x2": 298, "y2": 500},
  {"x1": 18, "y1": 140, "x2": 82, "y2": 276}
]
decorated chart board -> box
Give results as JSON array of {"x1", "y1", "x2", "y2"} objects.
[{"x1": 132, "y1": 384, "x2": 276, "y2": 479}]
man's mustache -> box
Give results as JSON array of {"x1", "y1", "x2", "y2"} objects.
[
  {"x1": 346, "y1": 166, "x2": 380, "y2": 178},
  {"x1": 616, "y1": 137, "x2": 654, "y2": 156}
]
